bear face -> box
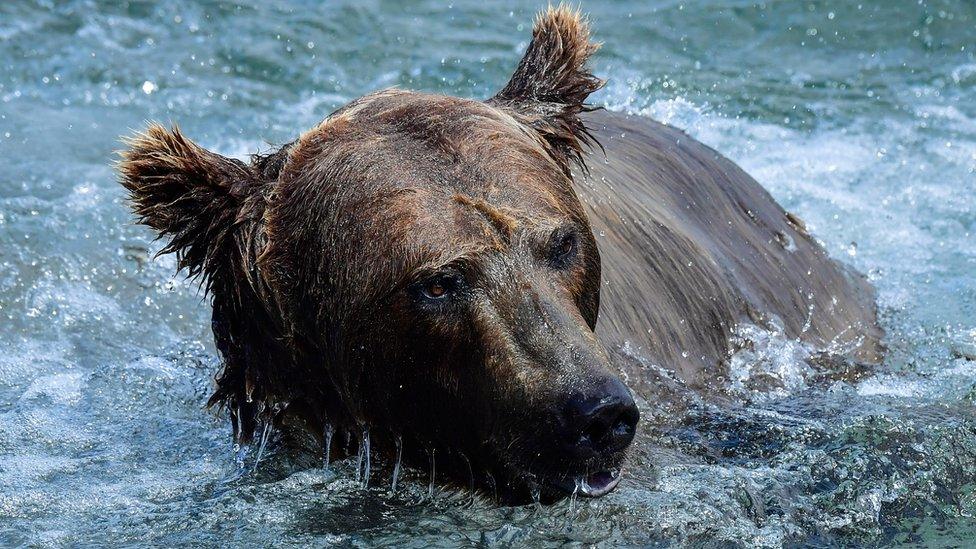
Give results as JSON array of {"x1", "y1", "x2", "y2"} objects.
[
  {"x1": 262, "y1": 89, "x2": 638, "y2": 498},
  {"x1": 119, "y1": 6, "x2": 636, "y2": 501}
]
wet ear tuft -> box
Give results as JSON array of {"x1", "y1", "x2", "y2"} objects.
[
  {"x1": 493, "y1": 5, "x2": 603, "y2": 107},
  {"x1": 490, "y1": 5, "x2": 605, "y2": 170},
  {"x1": 117, "y1": 123, "x2": 261, "y2": 289}
]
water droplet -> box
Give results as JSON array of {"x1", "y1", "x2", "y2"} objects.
[
  {"x1": 459, "y1": 452, "x2": 474, "y2": 492},
  {"x1": 391, "y1": 436, "x2": 403, "y2": 492},
  {"x1": 355, "y1": 433, "x2": 363, "y2": 482},
  {"x1": 141, "y1": 81, "x2": 156, "y2": 94},
  {"x1": 254, "y1": 421, "x2": 271, "y2": 469},
  {"x1": 428, "y1": 449, "x2": 436, "y2": 498},
  {"x1": 233, "y1": 442, "x2": 249, "y2": 471},
  {"x1": 564, "y1": 480, "x2": 581, "y2": 525},
  {"x1": 322, "y1": 423, "x2": 334, "y2": 471},
  {"x1": 355, "y1": 428, "x2": 371, "y2": 485},
  {"x1": 361, "y1": 429, "x2": 371, "y2": 486},
  {"x1": 485, "y1": 472, "x2": 498, "y2": 501}
]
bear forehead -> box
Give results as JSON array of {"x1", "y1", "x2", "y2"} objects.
[
  {"x1": 313, "y1": 181, "x2": 571, "y2": 265},
  {"x1": 274, "y1": 89, "x2": 585, "y2": 240},
  {"x1": 280, "y1": 89, "x2": 573, "y2": 196}
]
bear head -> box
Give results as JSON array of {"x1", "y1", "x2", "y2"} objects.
[{"x1": 118, "y1": 5, "x2": 638, "y2": 502}]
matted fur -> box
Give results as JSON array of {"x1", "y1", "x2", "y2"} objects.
[
  {"x1": 490, "y1": 5, "x2": 605, "y2": 173},
  {"x1": 115, "y1": 5, "x2": 883, "y2": 497},
  {"x1": 117, "y1": 124, "x2": 266, "y2": 295}
]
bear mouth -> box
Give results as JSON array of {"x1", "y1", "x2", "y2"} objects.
[
  {"x1": 578, "y1": 468, "x2": 622, "y2": 497},
  {"x1": 546, "y1": 467, "x2": 622, "y2": 498}
]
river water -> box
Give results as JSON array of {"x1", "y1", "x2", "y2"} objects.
[{"x1": 1, "y1": 1, "x2": 974, "y2": 546}]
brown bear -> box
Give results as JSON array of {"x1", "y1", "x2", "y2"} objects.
[{"x1": 117, "y1": 6, "x2": 882, "y2": 502}]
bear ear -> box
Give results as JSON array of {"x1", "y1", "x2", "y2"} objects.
[
  {"x1": 117, "y1": 123, "x2": 263, "y2": 290},
  {"x1": 489, "y1": 5, "x2": 605, "y2": 171}
]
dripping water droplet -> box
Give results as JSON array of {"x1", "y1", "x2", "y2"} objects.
[
  {"x1": 354, "y1": 431, "x2": 364, "y2": 482},
  {"x1": 254, "y1": 421, "x2": 271, "y2": 469},
  {"x1": 570, "y1": 478, "x2": 581, "y2": 516},
  {"x1": 322, "y1": 423, "x2": 334, "y2": 471},
  {"x1": 233, "y1": 442, "x2": 248, "y2": 472},
  {"x1": 459, "y1": 452, "x2": 474, "y2": 492},
  {"x1": 361, "y1": 429, "x2": 371, "y2": 486},
  {"x1": 391, "y1": 435, "x2": 403, "y2": 492},
  {"x1": 428, "y1": 449, "x2": 436, "y2": 498},
  {"x1": 486, "y1": 472, "x2": 498, "y2": 501},
  {"x1": 530, "y1": 483, "x2": 542, "y2": 510}
]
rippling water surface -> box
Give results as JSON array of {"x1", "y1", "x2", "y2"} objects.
[{"x1": 1, "y1": 1, "x2": 975, "y2": 546}]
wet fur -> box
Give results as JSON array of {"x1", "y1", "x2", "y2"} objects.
[
  {"x1": 578, "y1": 110, "x2": 883, "y2": 395},
  {"x1": 116, "y1": 5, "x2": 883, "y2": 495}
]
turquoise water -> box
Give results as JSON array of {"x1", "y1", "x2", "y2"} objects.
[{"x1": 1, "y1": 1, "x2": 975, "y2": 546}]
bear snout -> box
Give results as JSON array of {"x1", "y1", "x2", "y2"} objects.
[
  {"x1": 509, "y1": 374, "x2": 639, "y2": 499},
  {"x1": 560, "y1": 376, "x2": 639, "y2": 459}
]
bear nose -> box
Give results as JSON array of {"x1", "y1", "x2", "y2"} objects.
[{"x1": 563, "y1": 378, "x2": 639, "y2": 458}]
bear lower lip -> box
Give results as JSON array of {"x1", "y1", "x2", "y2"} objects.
[
  {"x1": 576, "y1": 468, "x2": 622, "y2": 497},
  {"x1": 542, "y1": 467, "x2": 623, "y2": 498}
]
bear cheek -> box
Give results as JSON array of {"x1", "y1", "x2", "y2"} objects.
[{"x1": 371, "y1": 324, "x2": 488, "y2": 436}]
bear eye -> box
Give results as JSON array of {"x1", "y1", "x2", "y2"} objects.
[
  {"x1": 558, "y1": 235, "x2": 574, "y2": 257},
  {"x1": 418, "y1": 273, "x2": 458, "y2": 301},
  {"x1": 550, "y1": 231, "x2": 579, "y2": 268}
]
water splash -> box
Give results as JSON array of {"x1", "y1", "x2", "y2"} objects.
[
  {"x1": 322, "y1": 423, "x2": 334, "y2": 471},
  {"x1": 391, "y1": 435, "x2": 403, "y2": 492},
  {"x1": 728, "y1": 321, "x2": 814, "y2": 400}
]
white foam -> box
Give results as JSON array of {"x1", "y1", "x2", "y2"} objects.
[{"x1": 20, "y1": 372, "x2": 86, "y2": 405}]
